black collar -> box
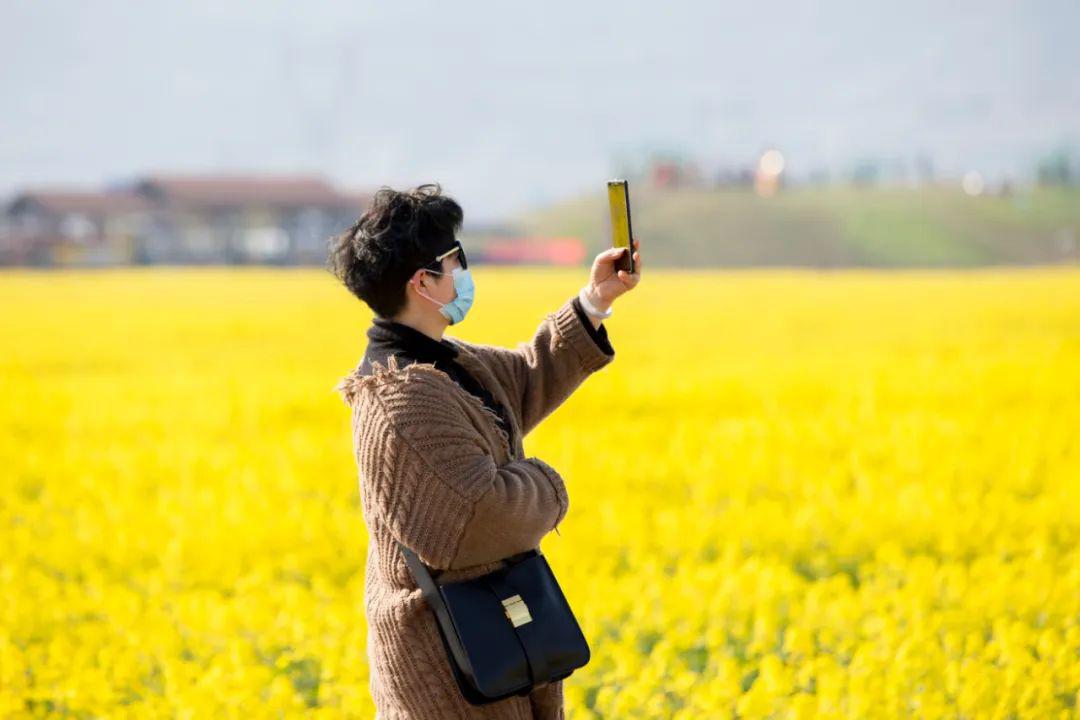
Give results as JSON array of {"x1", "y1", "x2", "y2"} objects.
[{"x1": 364, "y1": 317, "x2": 459, "y2": 368}]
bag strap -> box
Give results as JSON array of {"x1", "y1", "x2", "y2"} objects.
[
  {"x1": 395, "y1": 540, "x2": 482, "y2": 688},
  {"x1": 396, "y1": 541, "x2": 547, "y2": 689}
]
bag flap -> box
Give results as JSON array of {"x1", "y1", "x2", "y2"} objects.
[{"x1": 438, "y1": 553, "x2": 590, "y2": 698}]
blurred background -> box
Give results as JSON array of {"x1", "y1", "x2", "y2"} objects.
[
  {"x1": 2, "y1": 0, "x2": 1078, "y2": 269},
  {"x1": 4, "y1": 3, "x2": 1080, "y2": 717}
]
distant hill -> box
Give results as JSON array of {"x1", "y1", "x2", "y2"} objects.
[{"x1": 515, "y1": 186, "x2": 1080, "y2": 267}]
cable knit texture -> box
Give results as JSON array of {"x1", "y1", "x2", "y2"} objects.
[{"x1": 336, "y1": 294, "x2": 615, "y2": 719}]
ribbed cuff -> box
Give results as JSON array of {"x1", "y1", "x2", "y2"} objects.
[
  {"x1": 552, "y1": 294, "x2": 616, "y2": 373},
  {"x1": 571, "y1": 296, "x2": 615, "y2": 356},
  {"x1": 525, "y1": 456, "x2": 569, "y2": 531}
]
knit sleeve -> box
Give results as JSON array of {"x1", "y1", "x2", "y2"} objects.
[
  {"x1": 571, "y1": 295, "x2": 615, "y2": 355},
  {"x1": 355, "y1": 371, "x2": 570, "y2": 571},
  {"x1": 462, "y1": 293, "x2": 615, "y2": 438}
]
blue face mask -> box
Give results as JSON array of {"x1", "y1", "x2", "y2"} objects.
[{"x1": 417, "y1": 266, "x2": 475, "y2": 325}]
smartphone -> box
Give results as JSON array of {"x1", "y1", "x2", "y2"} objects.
[{"x1": 606, "y1": 179, "x2": 635, "y2": 274}]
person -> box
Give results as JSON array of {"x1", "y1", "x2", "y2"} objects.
[{"x1": 327, "y1": 183, "x2": 641, "y2": 719}]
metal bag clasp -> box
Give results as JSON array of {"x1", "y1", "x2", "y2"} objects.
[{"x1": 501, "y1": 594, "x2": 533, "y2": 627}]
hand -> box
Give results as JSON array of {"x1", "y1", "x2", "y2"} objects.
[{"x1": 585, "y1": 239, "x2": 642, "y2": 311}]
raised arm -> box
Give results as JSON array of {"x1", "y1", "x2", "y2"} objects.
[
  {"x1": 352, "y1": 371, "x2": 571, "y2": 571},
  {"x1": 461, "y1": 293, "x2": 615, "y2": 438}
]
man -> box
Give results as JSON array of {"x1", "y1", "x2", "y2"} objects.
[{"x1": 329, "y1": 183, "x2": 641, "y2": 718}]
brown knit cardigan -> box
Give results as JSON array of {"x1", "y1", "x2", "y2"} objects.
[{"x1": 335, "y1": 294, "x2": 615, "y2": 719}]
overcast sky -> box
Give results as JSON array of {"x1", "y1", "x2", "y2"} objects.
[{"x1": 2, "y1": 0, "x2": 1077, "y2": 221}]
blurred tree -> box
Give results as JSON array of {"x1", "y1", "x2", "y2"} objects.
[{"x1": 1036, "y1": 149, "x2": 1075, "y2": 186}]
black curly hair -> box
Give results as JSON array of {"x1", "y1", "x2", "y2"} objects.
[{"x1": 327, "y1": 183, "x2": 463, "y2": 318}]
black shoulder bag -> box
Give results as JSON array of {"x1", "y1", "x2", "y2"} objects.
[{"x1": 396, "y1": 540, "x2": 592, "y2": 705}]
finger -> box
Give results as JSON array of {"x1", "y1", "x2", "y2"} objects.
[{"x1": 597, "y1": 247, "x2": 627, "y2": 264}]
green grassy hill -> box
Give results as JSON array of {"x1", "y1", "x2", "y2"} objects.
[{"x1": 516, "y1": 185, "x2": 1080, "y2": 267}]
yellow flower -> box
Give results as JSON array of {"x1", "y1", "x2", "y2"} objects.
[{"x1": 2, "y1": 267, "x2": 1077, "y2": 718}]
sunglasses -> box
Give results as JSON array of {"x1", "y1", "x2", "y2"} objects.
[{"x1": 428, "y1": 241, "x2": 468, "y2": 272}]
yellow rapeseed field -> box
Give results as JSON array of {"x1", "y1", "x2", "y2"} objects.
[{"x1": 1, "y1": 266, "x2": 1078, "y2": 719}]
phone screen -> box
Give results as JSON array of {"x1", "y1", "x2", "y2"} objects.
[{"x1": 606, "y1": 180, "x2": 634, "y2": 274}]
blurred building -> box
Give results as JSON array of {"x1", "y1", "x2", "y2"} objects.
[
  {"x1": 133, "y1": 175, "x2": 368, "y2": 265},
  {"x1": 475, "y1": 236, "x2": 585, "y2": 265},
  {"x1": 646, "y1": 156, "x2": 704, "y2": 189},
  {"x1": 458, "y1": 221, "x2": 586, "y2": 266},
  {"x1": 4, "y1": 190, "x2": 151, "y2": 266},
  {"x1": 2, "y1": 174, "x2": 369, "y2": 267}
]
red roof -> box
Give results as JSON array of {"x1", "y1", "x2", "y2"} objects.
[
  {"x1": 137, "y1": 173, "x2": 367, "y2": 208},
  {"x1": 10, "y1": 190, "x2": 150, "y2": 215}
]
